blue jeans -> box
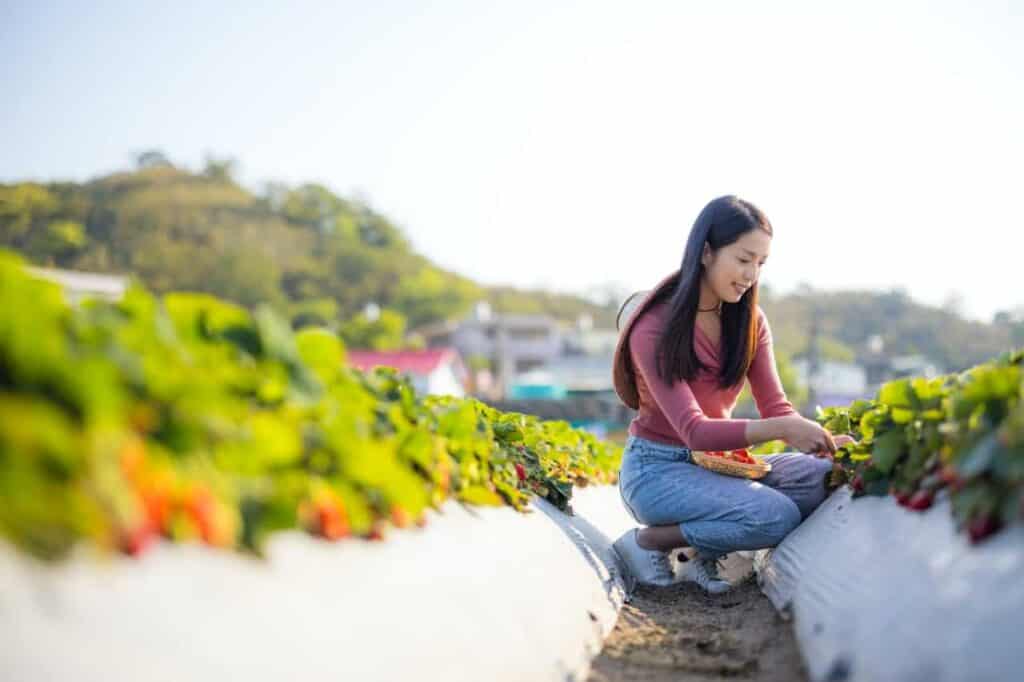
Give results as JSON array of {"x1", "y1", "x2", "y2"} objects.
[{"x1": 617, "y1": 434, "x2": 833, "y2": 559}]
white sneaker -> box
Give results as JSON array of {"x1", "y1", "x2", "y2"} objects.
[
  {"x1": 611, "y1": 528, "x2": 678, "y2": 587},
  {"x1": 678, "y1": 554, "x2": 732, "y2": 594}
]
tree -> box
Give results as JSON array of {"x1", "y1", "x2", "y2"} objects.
[
  {"x1": 338, "y1": 308, "x2": 407, "y2": 351},
  {"x1": 202, "y1": 155, "x2": 237, "y2": 183},
  {"x1": 134, "y1": 149, "x2": 172, "y2": 169}
]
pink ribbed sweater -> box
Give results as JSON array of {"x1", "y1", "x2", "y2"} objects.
[{"x1": 627, "y1": 301, "x2": 797, "y2": 450}]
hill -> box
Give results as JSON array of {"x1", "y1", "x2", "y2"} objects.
[
  {"x1": 2, "y1": 153, "x2": 1020, "y2": 370},
  {"x1": 0, "y1": 155, "x2": 617, "y2": 334}
]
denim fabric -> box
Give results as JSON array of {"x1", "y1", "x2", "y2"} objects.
[{"x1": 617, "y1": 434, "x2": 834, "y2": 559}]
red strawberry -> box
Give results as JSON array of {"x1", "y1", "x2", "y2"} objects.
[
  {"x1": 728, "y1": 449, "x2": 756, "y2": 464},
  {"x1": 851, "y1": 475, "x2": 865, "y2": 494},
  {"x1": 967, "y1": 515, "x2": 1002, "y2": 544},
  {"x1": 907, "y1": 490, "x2": 933, "y2": 511},
  {"x1": 366, "y1": 521, "x2": 386, "y2": 541},
  {"x1": 121, "y1": 519, "x2": 157, "y2": 557},
  {"x1": 515, "y1": 463, "x2": 527, "y2": 482}
]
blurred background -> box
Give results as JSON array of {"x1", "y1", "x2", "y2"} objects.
[{"x1": 3, "y1": 0, "x2": 1022, "y2": 443}]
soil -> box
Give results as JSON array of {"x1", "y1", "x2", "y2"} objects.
[{"x1": 587, "y1": 553, "x2": 808, "y2": 682}]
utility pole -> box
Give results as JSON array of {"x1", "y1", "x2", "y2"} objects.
[{"x1": 806, "y1": 305, "x2": 821, "y2": 415}]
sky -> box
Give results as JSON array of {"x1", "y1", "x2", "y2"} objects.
[{"x1": 2, "y1": 0, "x2": 1022, "y2": 323}]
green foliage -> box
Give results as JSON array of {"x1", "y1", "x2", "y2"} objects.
[
  {"x1": 763, "y1": 290, "x2": 1013, "y2": 374},
  {"x1": 0, "y1": 166, "x2": 500, "y2": 331},
  {"x1": 815, "y1": 348, "x2": 1024, "y2": 543},
  {"x1": 734, "y1": 348, "x2": 808, "y2": 415},
  {"x1": 816, "y1": 336, "x2": 857, "y2": 363},
  {"x1": 338, "y1": 308, "x2": 408, "y2": 351},
  {"x1": 0, "y1": 252, "x2": 622, "y2": 562}
]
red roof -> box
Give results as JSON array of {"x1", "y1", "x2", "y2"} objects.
[{"x1": 346, "y1": 348, "x2": 461, "y2": 375}]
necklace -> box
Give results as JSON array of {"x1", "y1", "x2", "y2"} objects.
[{"x1": 697, "y1": 304, "x2": 721, "y2": 313}]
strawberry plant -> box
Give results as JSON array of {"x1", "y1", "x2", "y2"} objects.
[
  {"x1": 0, "y1": 251, "x2": 622, "y2": 562},
  {"x1": 815, "y1": 347, "x2": 1024, "y2": 544}
]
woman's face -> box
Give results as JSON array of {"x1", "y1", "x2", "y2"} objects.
[{"x1": 701, "y1": 229, "x2": 772, "y2": 304}]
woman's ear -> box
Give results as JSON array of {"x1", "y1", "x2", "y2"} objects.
[{"x1": 701, "y1": 243, "x2": 712, "y2": 268}]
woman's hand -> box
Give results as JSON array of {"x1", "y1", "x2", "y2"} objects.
[
  {"x1": 833, "y1": 434, "x2": 858, "y2": 449},
  {"x1": 779, "y1": 415, "x2": 837, "y2": 458}
]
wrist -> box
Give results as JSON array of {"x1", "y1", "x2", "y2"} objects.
[{"x1": 773, "y1": 416, "x2": 793, "y2": 442}]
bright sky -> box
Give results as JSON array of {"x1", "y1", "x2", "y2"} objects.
[{"x1": 2, "y1": 1, "x2": 1021, "y2": 323}]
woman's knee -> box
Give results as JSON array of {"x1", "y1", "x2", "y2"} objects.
[
  {"x1": 742, "y1": 495, "x2": 802, "y2": 545},
  {"x1": 796, "y1": 457, "x2": 834, "y2": 517}
]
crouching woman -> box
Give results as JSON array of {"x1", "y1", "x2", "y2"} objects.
[{"x1": 611, "y1": 195, "x2": 850, "y2": 594}]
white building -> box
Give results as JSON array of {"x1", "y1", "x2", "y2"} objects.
[
  {"x1": 346, "y1": 348, "x2": 468, "y2": 398},
  {"x1": 413, "y1": 311, "x2": 563, "y2": 397},
  {"x1": 792, "y1": 357, "x2": 871, "y2": 406}
]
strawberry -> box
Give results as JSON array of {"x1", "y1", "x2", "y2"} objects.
[
  {"x1": 390, "y1": 504, "x2": 411, "y2": 529},
  {"x1": 366, "y1": 521, "x2": 386, "y2": 541},
  {"x1": 184, "y1": 485, "x2": 222, "y2": 545},
  {"x1": 727, "y1": 449, "x2": 756, "y2": 464},
  {"x1": 318, "y1": 500, "x2": 350, "y2": 540},
  {"x1": 967, "y1": 515, "x2": 1002, "y2": 544},
  {"x1": 907, "y1": 490, "x2": 933, "y2": 511},
  {"x1": 121, "y1": 518, "x2": 157, "y2": 557},
  {"x1": 140, "y1": 486, "x2": 172, "y2": 533},
  {"x1": 514, "y1": 463, "x2": 527, "y2": 482}
]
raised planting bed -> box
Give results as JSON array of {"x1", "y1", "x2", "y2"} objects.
[
  {"x1": 1, "y1": 483, "x2": 637, "y2": 682},
  {"x1": 755, "y1": 486, "x2": 1024, "y2": 682}
]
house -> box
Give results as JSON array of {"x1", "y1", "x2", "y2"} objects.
[
  {"x1": 515, "y1": 353, "x2": 616, "y2": 394},
  {"x1": 413, "y1": 309, "x2": 563, "y2": 398},
  {"x1": 858, "y1": 352, "x2": 944, "y2": 394},
  {"x1": 346, "y1": 347, "x2": 469, "y2": 398},
  {"x1": 792, "y1": 357, "x2": 871, "y2": 407}
]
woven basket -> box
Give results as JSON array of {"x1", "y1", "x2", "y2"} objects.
[{"x1": 692, "y1": 451, "x2": 772, "y2": 479}]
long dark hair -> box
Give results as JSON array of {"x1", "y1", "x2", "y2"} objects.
[{"x1": 652, "y1": 195, "x2": 774, "y2": 390}]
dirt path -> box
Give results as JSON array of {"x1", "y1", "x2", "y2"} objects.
[{"x1": 588, "y1": 553, "x2": 808, "y2": 682}]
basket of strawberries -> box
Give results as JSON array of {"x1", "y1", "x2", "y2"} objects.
[{"x1": 691, "y1": 448, "x2": 771, "y2": 479}]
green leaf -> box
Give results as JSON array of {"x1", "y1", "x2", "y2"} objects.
[
  {"x1": 459, "y1": 485, "x2": 504, "y2": 506},
  {"x1": 871, "y1": 428, "x2": 905, "y2": 474},
  {"x1": 958, "y1": 431, "x2": 1002, "y2": 478},
  {"x1": 295, "y1": 327, "x2": 346, "y2": 384},
  {"x1": 879, "y1": 379, "x2": 916, "y2": 409}
]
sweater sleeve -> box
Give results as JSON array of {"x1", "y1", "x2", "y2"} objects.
[
  {"x1": 629, "y1": 315, "x2": 752, "y2": 451},
  {"x1": 748, "y1": 306, "x2": 799, "y2": 419}
]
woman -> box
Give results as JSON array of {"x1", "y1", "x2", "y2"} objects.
[{"x1": 610, "y1": 195, "x2": 850, "y2": 595}]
